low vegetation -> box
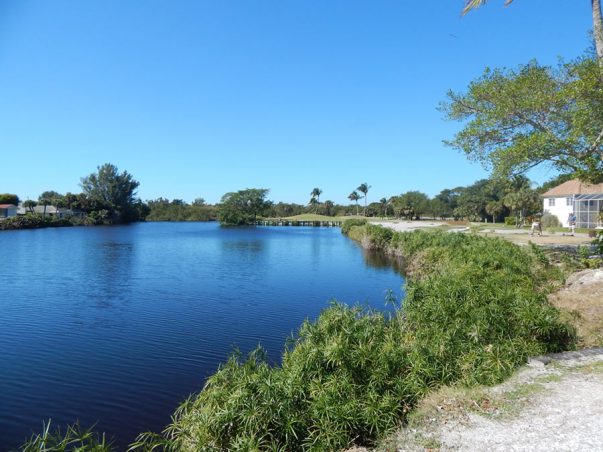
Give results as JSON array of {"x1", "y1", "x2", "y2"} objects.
[{"x1": 122, "y1": 223, "x2": 574, "y2": 451}]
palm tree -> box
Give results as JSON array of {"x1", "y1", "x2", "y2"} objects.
[
  {"x1": 23, "y1": 199, "x2": 36, "y2": 213},
  {"x1": 379, "y1": 197, "x2": 388, "y2": 218},
  {"x1": 310, "y1": 188, "x2": 322, "y2": 213},
  {"x1": 348, "y1": 191, "x2": 361, "y2": 216},
  {"x1": 463, "y1": 0, "x2": 603, "y2": 64},
  {"x1": 308, "y1": 197, "x2": 319, "y2": 214},
  {"x1": 356, "y1": 183, "x2": 371, "y2": 216}
]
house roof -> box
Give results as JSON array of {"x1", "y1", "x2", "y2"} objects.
[
  {"x1": 542, "y1": 179, "x2": 603, "y2": 197},
  {"x1": 0, "y1": 204, "x2": 17, "y2": 208}
]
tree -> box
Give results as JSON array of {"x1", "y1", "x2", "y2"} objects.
[
  {"x1": 485, "y1": 200, "x2": 505, "y2": 223},
  {"x1": 22, "y1": 199, "x2": 36, "y2": 213},
  {"x1": 0, "y1": 194, "x2": 19, "y2": 205},
  {"x1": 38, "y1": 191, "x2": 62, "y2": 217},
  {"x1": 348, "y1": 191, "x2": 361, "y2": 216},
  {"x1": 462, "y1": 0, "x2": 603, "y2": 64},
  {"x1": 356, "y1": 183, "x2": 371, "y2": 216},
  {"x1": 503, "y1": 187, "x2": 540, "y2": 225},
  {"x1": 323, "y1": 200, "x2": 335, "y2": 216},
  {"x1": 310, "y1": 188, "x2": 322, "y2": 213},
  {"x1": 396, "y1": 191, "x2": 431, "y2": 219},
  {"x1": 379, "y1": 197, "x2": 389, "y2": 218},
  {"x1": 442, "y1": 58, "x2": 603, "y2": 183},
  {"x1": 217, "y1": 188, "x2": 272, "y2": 225},
  {"x1": 80, "y1": 163, "x2": 140, "y2": 222}
]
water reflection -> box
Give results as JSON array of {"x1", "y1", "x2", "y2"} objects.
[{"x1": 362, "y1": 249, "x2": 406, "y2": 275}]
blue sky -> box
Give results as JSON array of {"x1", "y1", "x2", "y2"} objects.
[{"x1": 0, "y1": 1, "x2": 594, "y2": 205}]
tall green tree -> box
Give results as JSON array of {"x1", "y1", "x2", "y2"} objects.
[
  {"x1": 442, "y1": 58, "x2": 603, "y2": 183},
  {"x1": 218, "y1": 188, "x2": 272, "y2": 225},
  {"x1": 462, "y1": 0, "x2": 603, "y2": 64},
  {"x1": 356, "y1": 183, "x2": 371, "y2": 216},
  {"x1": 80, "y1": 163, "x2": 140, "y2": 222},
  {"x1": 348, "y1": 191, "x2": 361, "y2": 216}
]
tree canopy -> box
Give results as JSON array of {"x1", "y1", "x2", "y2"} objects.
[
  {"x1": 0, "y1": 193, "x2": 19, "y2": 205},
  {"x1": 217, "y1": 188, "x2": 272, "y2": 225},
  {"x1": 80, "y1": 163, "x2": 140, "y2": 221},
  {"x1": 441, "y1": 58, "x2": 603, "y2": 183}
]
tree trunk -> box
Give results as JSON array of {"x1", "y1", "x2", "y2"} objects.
[{"x1": 593, "y1": 0, "x2": 603, "y2": 63}]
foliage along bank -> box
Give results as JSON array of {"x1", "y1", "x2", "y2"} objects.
[{"x1": 125, "y1": 223, "x2": 574, "y2": 451}]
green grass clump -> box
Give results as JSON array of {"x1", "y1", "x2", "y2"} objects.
[
  {"x1": 129, "y1": 226, "x2": 574, "y2": 451},
  {"x1": 20, "y1": 420, "x2": 112, "y2": 451}
]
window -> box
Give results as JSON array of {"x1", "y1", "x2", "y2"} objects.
[
  {"x1": 566, "y1": 197, "x2": 573, "y2": 206},
  {"x1": 548, "y1": 198, "x2": 555, "y2": 207}
]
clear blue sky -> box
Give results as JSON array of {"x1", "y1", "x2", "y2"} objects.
[{"x1": 0, "y1": 0, "x2": 594, "y2": 205}]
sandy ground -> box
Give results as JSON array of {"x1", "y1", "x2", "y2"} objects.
[
  {"x1": 377, "y1": 348, "x2": 603, "y2": 452},
  {"x1": 435, "y1": 351, "x2": 603, "y2": 452}
]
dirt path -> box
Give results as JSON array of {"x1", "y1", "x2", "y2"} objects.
[
  {"x1": 385, "y1": 349, "x2": 603, "y2": 452},
  {"x1": 436, "y1": 351, "x2": 603, "y2": 451}
]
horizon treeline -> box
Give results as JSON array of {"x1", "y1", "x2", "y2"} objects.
[{"x1": 3, "y1": 170, "x2": 571, "y2": 225}]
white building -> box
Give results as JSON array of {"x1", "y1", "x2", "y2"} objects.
[
  {"x1": 542, "y1": 180, "x2": 603, "y2": 228},
  {"x1": 0, "y1": 204, "x2": 18, "y2": 219}
]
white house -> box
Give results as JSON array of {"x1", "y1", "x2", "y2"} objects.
[
  {"x1": 542, "y1": 179, "x2": 603, "y2": 228},
  {"x1": 0, "y1": 204, "x2": 18, "y2": 219}
]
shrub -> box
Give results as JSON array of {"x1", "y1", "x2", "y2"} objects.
[
  {"x1": 541, "y1": 213, "x2": 561, "y2": 228},
  {"x1": 504, "y1": 216, "x2": 516, "y2": 226},
  {"x1": 341, "y1": 218, "x2": 367, "y2": 234}
]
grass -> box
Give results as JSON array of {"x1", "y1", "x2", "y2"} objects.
[{"x1": 22, "y1": 223, "x2": 578, "y2": 451}]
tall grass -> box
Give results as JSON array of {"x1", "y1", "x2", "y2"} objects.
[{"x1": 128, "y1": 224, "x2": 574, "y2": 451}]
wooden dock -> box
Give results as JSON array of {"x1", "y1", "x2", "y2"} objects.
[{"x1": 256, "y1": 219, "x2": 342, "y2": 227}]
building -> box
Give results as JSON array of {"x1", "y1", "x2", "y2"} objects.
[
  {"x1": 0, "y1": 204, "x2": 18, "y2": 219},
  {"x1": 542, "y1": 179, "x2": 603, "y2": 228}
]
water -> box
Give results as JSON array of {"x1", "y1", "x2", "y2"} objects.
[{"x1": 0, "y1": 222, "x2": 403, "y2": 450}]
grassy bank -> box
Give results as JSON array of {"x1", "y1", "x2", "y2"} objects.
[{"x1": 22, "y1": 223, "x2": 576, "y2": 451}]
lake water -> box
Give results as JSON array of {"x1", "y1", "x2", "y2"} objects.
[{"x1": 0, "y1": 222, "x2": 403, "y2": 450}]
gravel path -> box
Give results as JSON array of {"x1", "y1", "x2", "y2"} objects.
[{"x1": 439, "y1": 354, "x2": 603, "y2": 451}]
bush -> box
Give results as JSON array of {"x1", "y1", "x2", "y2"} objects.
[
  {"x1": 504, "y1": 216, "x2": 516, "y2": 226},
  {"x1": 341, "y1": 218, "x2": 367, "y2": 234},
  {"x1": 541, "y1": 213, "x2": 561, "y2": 228}
]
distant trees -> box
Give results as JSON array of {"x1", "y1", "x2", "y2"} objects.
[
  {"x1": 0, "y1": 194, "x2": 19, "y2": 205},
  {"x1": 80, "y1": 163, "x2": 140, "y2": 222},
  {"x1": 146, "y1": 198, "x2": 215, "y2": 221},
  {"x1": 218, "y1": 189, "x2": 273, "y2": 225}
]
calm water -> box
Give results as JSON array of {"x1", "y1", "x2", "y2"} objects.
[{"x1": 0, "y1": 222, "x2": 403, "y2": 450}]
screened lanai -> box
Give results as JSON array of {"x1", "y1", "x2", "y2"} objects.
[{"x1": 575, "y1": 194, "x2": 603, "y2": 228}]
